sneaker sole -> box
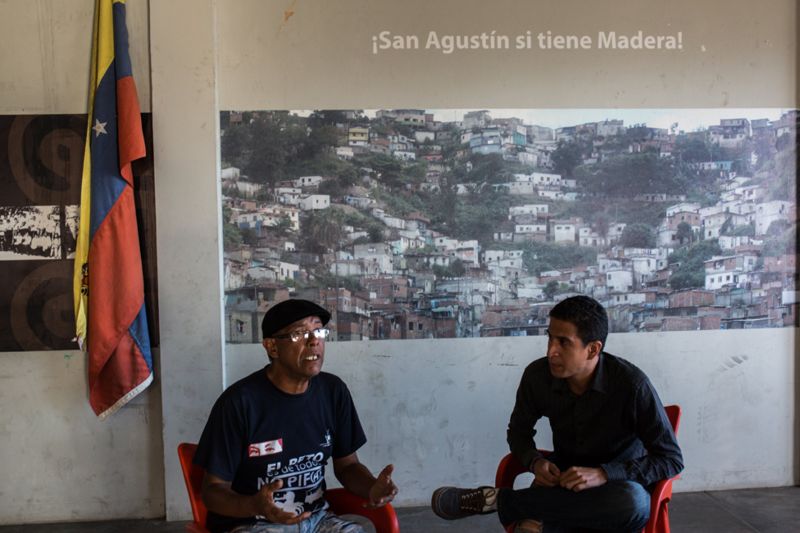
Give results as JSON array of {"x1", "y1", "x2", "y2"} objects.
[{"x1": 431, "y1": 486, "x2": 462, "y2": 520}]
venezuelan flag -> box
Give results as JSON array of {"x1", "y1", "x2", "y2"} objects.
[{"x1": 73, "y1": 0, "x2": 153, "y2": 418}]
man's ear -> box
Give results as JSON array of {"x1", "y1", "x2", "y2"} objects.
[
  {"x1": 262, "y1": 338, "x2": 276, "y2": 359},
  {"x1": 587, "y1": 340, "x2": 603, "y2": 359}
]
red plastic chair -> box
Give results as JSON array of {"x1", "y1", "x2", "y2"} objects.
[
  {"x1": 178, "y1": 442, "x2": 400, "y2": 533},
  {"x1": 494, "y1": 405, "x2": 681, "y2": 533}
]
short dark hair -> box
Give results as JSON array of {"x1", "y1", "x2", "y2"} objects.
[{"x1": 549, "y1": 295, "x2": 608, "y2": 349}]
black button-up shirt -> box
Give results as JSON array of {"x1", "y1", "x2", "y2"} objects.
[{"x1": 507, "y1": 352, "x2": 683, "y2": 487}]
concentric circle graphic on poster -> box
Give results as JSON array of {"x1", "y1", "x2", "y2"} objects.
[
  {"x1": 7, "y1": 115, "x2": 84, "y2": 205},
  {"x1": 10, "y1": 261, "x2": 74, "y2": 350}
]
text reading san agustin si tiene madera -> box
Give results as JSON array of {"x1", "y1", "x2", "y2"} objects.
[{"x1": 372, "y1": 30, "x2": 683, "y2": 54}]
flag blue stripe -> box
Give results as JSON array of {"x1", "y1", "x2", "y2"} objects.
[
  {"x1": 89, "y1": 61, "x2": 127, "y2": 240},
  {"x1": 112, "y1": 2, "x2": 133, "y2": 78},
  {"x1": 129, "y1": 304, "x2": 153, "y2": 371}
]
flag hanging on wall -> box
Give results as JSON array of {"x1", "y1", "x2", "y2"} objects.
[{"x1": 73, "y1": 0, "x2": 153, "y2": 418}]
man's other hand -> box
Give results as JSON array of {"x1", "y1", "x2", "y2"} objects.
[
  {"x1": 532, "y1": 458, "x2": 561, "y2": 487},
  {"x1": 559, "y1": 466, "x2": 608, "y2": 492},
  {"x1": 367, "y1": 464, "x2": 398, "y2": 508},
  {"x1": 252, "y1": 479, "x2": 311, "y2": 524}
]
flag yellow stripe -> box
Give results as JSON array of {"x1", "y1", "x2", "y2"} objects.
[
  {"x1": 95, "y1": 0, "x2": 115, "y2": 83},
  {"x1": 73, "y1": 0, "x2": 117, "y2": 346}
]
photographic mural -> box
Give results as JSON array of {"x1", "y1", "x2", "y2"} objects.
[{"x1": 220, "y1": 109, "x2": 798, "y2": 343}]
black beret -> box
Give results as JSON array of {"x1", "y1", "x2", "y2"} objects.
[{"x1": 261, "y1": 299, "x2": 331, "y2": 338}]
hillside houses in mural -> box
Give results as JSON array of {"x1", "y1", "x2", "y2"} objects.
[{"x1": 219, "y1": 109, "x2": 798, "y2": 342}]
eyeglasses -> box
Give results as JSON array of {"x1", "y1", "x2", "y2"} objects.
[{"x1": 272, "y1": 327, "x2": 331, "y2": 343}]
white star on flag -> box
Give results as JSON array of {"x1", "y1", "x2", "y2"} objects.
[{"x1": 93, "y1": 119, "x2": 108, "y2": 137}]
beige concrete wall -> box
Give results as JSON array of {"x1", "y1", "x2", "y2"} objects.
[
  {"x1": 0, "y1": 351, "x2": 164, "y2": 523},
  {"x1": 149, "y1": 0, "x2": 226, "y2": 522},
  {"x1": 0, "y1": 0, "x2": 151, "y2": 114}
]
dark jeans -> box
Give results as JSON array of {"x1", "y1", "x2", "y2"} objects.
[{"x1": 496, "y1": 481, "x2": 650, "y2": 533}]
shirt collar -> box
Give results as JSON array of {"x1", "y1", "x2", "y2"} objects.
[{"x1": 551, "y1": 375, "x2": 567, "y2": 392}]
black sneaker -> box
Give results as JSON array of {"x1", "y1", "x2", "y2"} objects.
[{"x1": 431, "y1": 486, "x2": 498, "y2": 520}]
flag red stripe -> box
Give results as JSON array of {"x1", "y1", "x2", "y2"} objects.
[
  {"x1": 89, "y1": 331, "x2": 152, "y2": 415},
  {"x1": 87, "y1": 186, "x2": 144, "y2": 382},
  {"x1": 116, "y1": 76, "x2": 145, "y2": 184}
]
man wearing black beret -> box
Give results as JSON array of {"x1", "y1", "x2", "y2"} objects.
[{"x1": 194, "y1": 299, "x2": 398, "y2": 533}]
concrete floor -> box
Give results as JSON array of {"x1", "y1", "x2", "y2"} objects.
[{"x1": 0, "y1": 487, "x2": 798, "y2": 532}]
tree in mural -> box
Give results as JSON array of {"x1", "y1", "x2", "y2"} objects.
[
  {"x1": 301, "y1": 209, "x2": 346, "y2": 254},
  {"x1": 620, "y1": 223, "x2": 656, "y2": 248},
  {"x1": 668, "y1": 240, "x2": 722, "y2": 290},
  {"x1": 675, "y1": 221, "x2": 694, "y2": 246},
  {"x1": 551, "y1": 140, "x2": 584, "y2": 178}
]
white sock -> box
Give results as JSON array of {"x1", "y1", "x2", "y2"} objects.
[{"x1": 482, "y1": 487, "x2": 498, "y2": 511}]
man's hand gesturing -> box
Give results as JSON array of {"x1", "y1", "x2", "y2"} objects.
[
  {"x1": 367, "y1": 464, "x2": 398, "y2": 508},
  {"x1": 251, "y1": 479, "x2": 311, "y2": 524}
]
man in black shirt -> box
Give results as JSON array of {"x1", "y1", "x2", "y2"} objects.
[
  {"x1": 432, "y1": 295, "x2": 683, "y2": 532},
  {"x1": 195, "y1": 299, "x2": 398, "y2": 533}
]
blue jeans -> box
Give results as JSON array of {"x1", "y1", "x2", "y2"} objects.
[
  {"x1": 497, "y1": 481, "x2": 650, "y2": 533},
  {"x1": 228, "y1": 510, "x2": 369, "y2": 533}
]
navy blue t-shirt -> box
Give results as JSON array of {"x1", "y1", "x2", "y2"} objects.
[{"x1": 194, "y1": 367, "x2": 367, "y2": 533}]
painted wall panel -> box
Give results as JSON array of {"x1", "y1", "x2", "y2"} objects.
[
  {"x1": 0, "y1": 351, "x2": 164, "y2": 523},
  {"x1": 218, "y1": 0, "x2": 796, "y2": 110}
]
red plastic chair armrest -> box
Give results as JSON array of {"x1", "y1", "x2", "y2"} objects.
[
  {"x1": 324, "y1": 488, "x2": 400, "y2": 533},
  {"x1": 643, "y1": 476, "x2": 676, "y2": 533},
  {"x1": 495, "y1": 453, "x2": 527, "y2": 488},
  {"x1": 495, "y1": 450, "x2": 553, "y2": 489}
]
